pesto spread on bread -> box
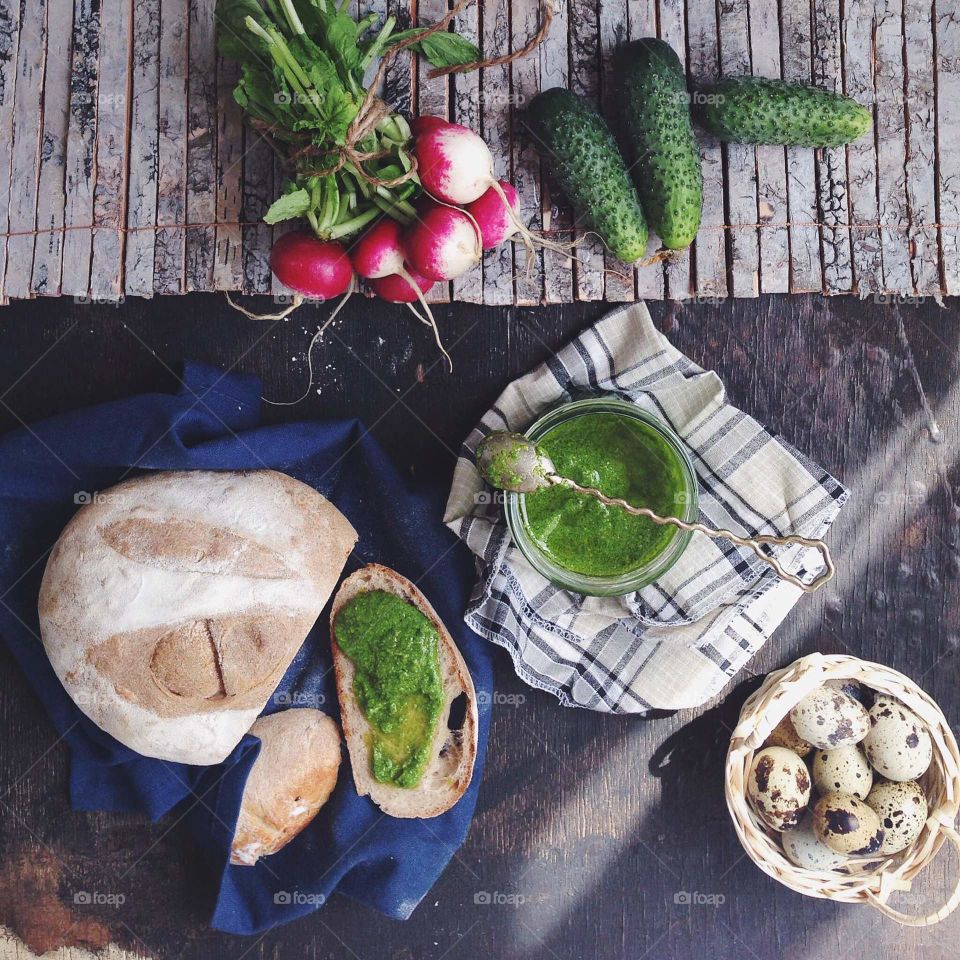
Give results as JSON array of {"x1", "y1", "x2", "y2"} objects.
[{"x1": 334, "y1": 590, "x2": 444, "y2": 788}]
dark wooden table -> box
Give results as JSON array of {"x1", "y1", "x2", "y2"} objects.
[{"x1": 0, "y1": 293, "x2": 958, "y2": 960}]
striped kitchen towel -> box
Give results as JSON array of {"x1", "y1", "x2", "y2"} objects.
[{"x1": 443, "y1": 303, "x2": 849, "y2": 714}]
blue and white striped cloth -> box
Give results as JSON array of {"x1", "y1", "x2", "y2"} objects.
[{"x1": 444, "y1": 303, "x2": 848, "y2": 714}]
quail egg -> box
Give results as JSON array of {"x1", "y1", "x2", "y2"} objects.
[
  {"x1": 863, "y1": 695, "x2": 932, "y2": 781},
  {"x1": 812, "y1": 745, "x2": 873, "y2": 799},
  {"x1": 790, "y1": 687, "x2": 870, "y2": 749},
  {"x1": 813, "y1": 792, "x2": 886, "y2": 855},
  {"x1": 765, "y1": 714, "x2": 813, "y2": 758},
  {"x1": 781, "y1": 813, "x2": 849, "y2": 870},
  {"x1": 747, "y1": 747, "x2": 811, "y2": 831},
  {"x1": 825, "y1": 678, "x2": 874, "y2": 709},
  {"x1": 865, "y1": 780, "x2": 928, "y2": 855}
]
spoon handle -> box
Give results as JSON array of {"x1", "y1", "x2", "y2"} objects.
[{"x1": 548, "y1": 475, "x2": 835, "y2": 594}]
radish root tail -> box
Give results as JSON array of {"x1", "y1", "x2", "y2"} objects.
[
  {"x1": 489, "y1": 180, "x2": 579, "y2": 267},
  {"x1": 226, "y1": 292, "x2": 304, "y2": 321},
  {"x1": 398, "y1": 267, "x2": 453, "y2": 373},
  {"x1": 262, "y1": 281, "x2": 354, "y2": 407},
  {"x1": 405, "y1": 302, "x2": 432, "y2": 327}
]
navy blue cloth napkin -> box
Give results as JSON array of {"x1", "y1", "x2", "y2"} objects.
[{"x1": 0, "y1": 361, "x2": 491, "y2": 934}]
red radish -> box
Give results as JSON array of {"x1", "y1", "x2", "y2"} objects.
[
  {"x1": 403, "y1": 205, "x2": 481, "y2": 281},
  {"x1": 412, "y1": 123, "x2": 574, "y2": 264},
  {"x1": 412, "y1": 122, "x2": 493, "y2": 205},
  {"x1": 370, "y1": 266, "x2": 434, "y2": 302},
  {"x1": 467, "y1": 180, "x2": 518, "y2": 249},
  {"x1": 351, "y1": 218, "x2": 406, "y2": 279},
  {"x1": 410, "y1": 115, "x2": 450, "y2": 138},
  {"x1": 270, "y1": 232, "x2": 353, "y2": 299}
]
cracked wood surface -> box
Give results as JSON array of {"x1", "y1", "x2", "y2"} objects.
[{"x1": 0, "y1": 1, "x2": 955, "y2": 304}]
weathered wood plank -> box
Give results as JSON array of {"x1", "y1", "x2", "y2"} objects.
[
  {"x1": 659, "y1": 0, "x2": 692, "y2": 300},
  {"x1": 89, "y1": 0, "x2": 130, "y2": 301},
  {"x1": 0, "y1": 0, "x2": 21, "y2": 302},
  {"x1": 598, "y1": 0, "x2": 632, "y2": 302},
  {"x1": 687, "y1": 0, "x2": 727, "y2": 298},
  {"x1": 903, "y1": 0, "x2": 940, "y2": 296},
  {"x1": 936, "y1": 1, "x2": 960, "y2": 295},
  {"x1": 843, "y1": 0, "x2": 883, "y2": 296},
  {"x1": 30, "y1": 0, "x2": 71, "y2": 296},
  {"x1": 781, "y1": 0, "x2": 823, "y2": 293},
  {"x1": 4, "y1": 0, "x2": 47, "y2": 302},
  {"x1": 60, "y1": 0, "x2": 99, "y2": 299},
  {"x1": 153, "y1": 0, "x2": 188, "y2": 296},
  {"x1": 213, "y1": 53, "x2": 243, "y2": 292},
  {"x1": 813, "y1": 0, "x2": 853, "y2": 294},
  {"x1": 748, "y1": 0, "x2": 789, "y2": 294},
  {"x1": 186, "y1": 0, "x2": 218, "y2": 292},
  {"x1": 627, "y1": 0, "x2": 663, "y2": 301},
  {"x1": 874, "y1": 0, "x2": 913, "y2": 293},
  {"x1": 511, "y1": 0, "x2": 543, "y2": 305},
  {"x1": 569, "y1": 0, "x2": 605, "y2": 301},
  {"x1": 270, "y1": 154, "x2": 294, "y2": 300},
  {"x1": 240, "y1": 127, "x2": 273, "y2": 294},
  {"x1": 451, "y1": 0, "x2": 483, "y2": 303},
  {"x1": 717, "y1": 0, "x2": 759, "y2": 298},
  {"x1": 124, "y1": 0, "x2": 160, "y2": 299},
  {"x1": 383, "y1": 0, "x2": 413, "y2": 117},
  {"x1": 538, "y1": 0, "x2": 574, "y2": 303},
  {"x1": 480, "y1": 0, "x2": 514, "y2": 305},
  {"x1": 417, "y1": 0, "x2": 451, "y2": 305}
]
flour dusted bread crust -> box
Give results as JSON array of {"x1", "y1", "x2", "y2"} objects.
[
  {"x1": 39, "y1": 470, "x2": 357, "y2": 765},
  {"x1": 331, "y1": 564, "x2": 477, "y2": 818},
  {"x1": 230, "y1": 709, "x2": 342, "y2": 866}
]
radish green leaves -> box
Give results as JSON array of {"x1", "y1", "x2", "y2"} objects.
[{"x1": 215, "y1": 0, "x2": 479, "y2": 239}]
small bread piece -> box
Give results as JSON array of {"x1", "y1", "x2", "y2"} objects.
[
  {"x1": 231, "y1": 709, "x2": 342, "y2": 866},
  {"x1": 331, "y1": 564, "x2": 477, "y2": 819}
]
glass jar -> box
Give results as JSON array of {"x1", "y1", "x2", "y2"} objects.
[{"x1": 504, "y1": 397, "x2": 699, "y2": 596}]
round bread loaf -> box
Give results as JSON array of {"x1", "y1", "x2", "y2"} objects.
[
  {"x1": 231, "y1": 708, "x2": 342, "y2": 866},
  {"x1": 38, "y1": 470, "x2": 357, "y2": 764}
]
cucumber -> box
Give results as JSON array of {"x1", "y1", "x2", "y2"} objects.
[
  {"x1": 523, "y1": 89, "x2": 648, "y2": 263},
  {"x1": 694, "y1": 77, "x2": 872, "y2": 147},
  {"x1": 613, "y1": 39, "x2": 703, "y2": 250}
]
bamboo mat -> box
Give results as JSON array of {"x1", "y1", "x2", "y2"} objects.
[{"x1": 1, "y1": 0, "x2": 957, "y2": 305}]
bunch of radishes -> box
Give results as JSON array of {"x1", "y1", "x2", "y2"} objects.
[{"x1": 268, "y1": 117, "x2": 524, "y2": 364}]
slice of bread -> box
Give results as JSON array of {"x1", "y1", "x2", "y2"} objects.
[{"x1": 330, "y1": 564, "x2": 478, "y2": 818}]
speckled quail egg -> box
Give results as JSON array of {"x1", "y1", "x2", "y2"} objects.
[
  {"x1": 765, "y1": 714, "x2": 813, "y2": 758},
  {"x1": 863, "y1": 695, "x2": 932, "y2": 781},
  {"x1": 812, "y1": 745, "x2": 874, "y2": 799},
  {"x1": 747, "y1": 746, "x2": 811, "y2": 831},
  {"x1": 790, "y1": 687, "x2": 870, "y2": 749},
  {"x1": 781, "y1": 813, "x2": 850, "y2": 870},
  {"x1": 825, "y1": 678, "x2": 874, "y2": 709},
  {"x1": 813, "y1": 792, "x2": 886, "y2": 855},
  {"x1": 865, "y1": 780, "x2": 928, "y2": 855}
]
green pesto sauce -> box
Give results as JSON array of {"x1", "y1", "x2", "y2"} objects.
[
  {"x1": 522, "y1": 412, "x2": 687, "y2": 577},
  {"x1": 334, "y1": 590, "x2": 444, "y2": 788}
]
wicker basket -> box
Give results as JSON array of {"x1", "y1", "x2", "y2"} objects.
[{"x1": 726, "y1": 652, "x2": 960, "y2": 925}]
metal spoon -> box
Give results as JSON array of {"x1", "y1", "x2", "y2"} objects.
[{"x1": 476, "y1": 431, "x2": 835, "y2": 593}]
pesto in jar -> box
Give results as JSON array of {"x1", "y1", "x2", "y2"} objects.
[
  {"x1": 522, "y1": 411, "x2": 687, "y2": 577},
  {"x1": 334, "y1": 590, "x2": 444, "y2": 788}
]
